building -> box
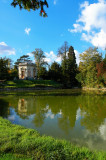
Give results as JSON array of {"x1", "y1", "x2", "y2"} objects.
[{"x1": 18, "y1": 63, "x2": 37, "y2": 79}]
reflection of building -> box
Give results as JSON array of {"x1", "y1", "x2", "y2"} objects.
[
  {"x1": 18, "y1": 63, "x2": 37, "y2": 79},
  {"x1": 18, "y1": 99, "x2": 28, "y2": 115}
]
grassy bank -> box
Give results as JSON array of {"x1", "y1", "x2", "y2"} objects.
[
  {"x1": 0, "y1": 117, "x2": 106, "y2": 160},
  {"x1": 0, "y1": 80, "x2": 63, "y2": 89}
]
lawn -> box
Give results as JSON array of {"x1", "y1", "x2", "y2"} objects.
[
  {"x1": 0, "y1": 117, "x2": 106, "y2": 160},
  {"x1": 0, "y1": 80, "x2": 63, "y2": 89}
]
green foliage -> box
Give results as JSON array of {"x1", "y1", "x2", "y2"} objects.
[
  {"x1": 0, "y1": 58, "x2": 10, "y2": 80},
  {"x1": 48, "y1": 62, "x2": 62, "y2": 82},
  {"x1": 59, "y1": 43, "x2": 78, "y2": 87},
  {"x1": 0, "y1": 117, "x2": 106, "y2": 160},
  {"x1": 0, "y1": 153, "x2": 31, "y2": 160},
  {"x1": 39, "y1": 67, "x2": 48, "y2": 79},
  {"x1": 0, "y1": 57, "x2": 18, "y2": 81},
  {"x1": 76, "y1": 47, "x2": 103, "y2": 88},
  {"x1": 66, "y1": 46, "x2": 77, "y2": 86},
  {"x1": 11, "y1": 0, "x2": 48, "y2": 17},
  {"x1": 14, "y1": 55, "x2": 32, "y2": 69},
  {"x1": 32, "y1": 48, "x2": 48, "y2": 79}
]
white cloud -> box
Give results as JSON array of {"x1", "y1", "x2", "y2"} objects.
[
  {"x1": 46, "y1": 110, "x2": 55, "y2": 119},
  {"x1": 44, "y1": 50, "x2": 80, "y2": 65},
  {"x1": 44, "y1": 51, "x2": 61, "y2": 64},
  {"x1": 76, "y1": 108, "x2": 81, "y2": 120},
  {"x1": 69, "y1": 0, "x2": 106, "y2": 50},
  {"x1": 68, "y1": 24, "x2": 83, "y2": 33},
  {"x1": 25, "y1": 28, "x2": 31, "y2": 35},
  {"x1": 0, "y1": 42, "x2": 15, "y2": 56},
  {"x1": 99, "y1": 120, "x2": 106, "y2": 140},
  {"x1": 74, "y1": 50, "x2": 80, "y2": 65},
  {"x1": 27, "y1": 52, "x2": 33, "y2": 57}
]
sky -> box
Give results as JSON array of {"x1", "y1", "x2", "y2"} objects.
[{"x1": 0, "y1": 0, "x2": 106, "y2": 65}]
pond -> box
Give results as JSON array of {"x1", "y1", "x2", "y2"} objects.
[{"x1": 0, "y1": 90, "x2": 106, "y2": 151}]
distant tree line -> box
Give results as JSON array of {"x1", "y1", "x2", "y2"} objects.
[{"x1": 0, "y1": 41, "x2": 106, "y2": 88}]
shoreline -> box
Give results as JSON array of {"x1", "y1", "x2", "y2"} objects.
[{"x1": 0, "y1": 86, "x2": 106, "y2": 92}]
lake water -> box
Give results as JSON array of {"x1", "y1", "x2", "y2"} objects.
[{"x1": 0, "y1": 91, "x2": 106, "y2": 151}]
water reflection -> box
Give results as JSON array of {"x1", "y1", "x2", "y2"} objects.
[
  {"x1": 0, "y1": 94, "x2": 106, "y2": 151},
  {"x1": 18, "y1": 99, "x2": 28, "y2": 117},
  {"x1": 0, "y1": 98, "x2": 9, "y2": 118}
]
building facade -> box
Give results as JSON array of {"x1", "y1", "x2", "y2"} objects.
[{"x1": 18, "y1": 63, "x2": 37, "y2": 79}]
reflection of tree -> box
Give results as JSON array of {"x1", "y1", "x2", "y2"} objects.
[
  {"x1": 33, "y1": 111, "x2": 46, "y2": 127},
  {"x1": 78, "y1": 95, "x2": 106, "y2": 133},
  {"x1": 41, "y1": 96, "x2": 78, "y2": 133},
  {"x1": 0, "y1": 98, "x2": 9, "y2": 118},
  {"x1": 1, "y1": 95, "x2": 79, "y2": 130},
  {"x1": 58, "y1": 116, "x2": 70, "y2": 134},
  {"x1": 1, "y1": 94, "x2": 106, "y2": 134},
  {"x1": 32, "y1": 98, "x2": 48, "y2": 127},
  {"x1": 57, "y1": 97, "x2": 78, "y2": 133}
]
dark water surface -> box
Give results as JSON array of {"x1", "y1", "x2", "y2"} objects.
[{"x1": 0, "y1": 91, "x2": 106, "y2": 151}]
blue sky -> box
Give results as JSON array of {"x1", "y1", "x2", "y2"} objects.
[{"x1": 0, "y1": 0, "x2": 106, "y2": 64}]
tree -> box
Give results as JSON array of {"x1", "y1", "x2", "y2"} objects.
[
  {"x1": 66, "y1": 46, "x2": 77, "y2": 86},
  {"x1": 96, "y1": 56, "x2": 106, "y2": 86},
  {"x1": 11, "y1": 0, "x2": 49, "y2": 17},
  {"x1": 48, "y1": 62, "x2": 62, "y2": 82},
  {"x1": 0, "y1": 57, "x2": 10, "y2": 80},
  {"x1": 76, "y1": 47, "x2": 103, "y2": 87},
  {"x1": 58, "y1": 41, "x2": 69, "y2": 59},
  {"x1": 58, "y1": 42, "x2": 77, "y2": 87},
  {"x1": 32, "y1": 48, "x2": 48, "y2": 79},
  {"x1": 58, "y1": 41, "x2": 69, "y2": 83},
  {"x1": 39, "y1": 66, "x2": 48, "y2": 79},
  {"x1": 14, "y1": 55, "x2": 32, "y2": 69}
]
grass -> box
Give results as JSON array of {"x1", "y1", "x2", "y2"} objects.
[
  {"x1": 0, "y1": 80, "x2": 63, "y2": 89},
  {"x1": 0, "y1": 153, "x2": 31, "y2": 160},
  {"x1": 0, "y1": 117, "x2": 106, "y2": 160}
]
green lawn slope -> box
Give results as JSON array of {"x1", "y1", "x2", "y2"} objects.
[
  {"x1": 0, "y1": 80, "x2": 62, "y2": 89},
  {"x1": 0, "y1": 117, "x2": 106, "y2": 160}
]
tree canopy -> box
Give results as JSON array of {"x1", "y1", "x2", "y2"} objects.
[
  {"x1": 14, "y1": 55, "x2": 32, "y2": 69},
  {"x1": 76, "y1": 47, "x2": 105, "y2": 88},
  {"x1": 11, "y1": 0, "x2": 49, "y2": 17},
  {"x1": 32, "y1": 48, "x2": 48, "y2": 78}
]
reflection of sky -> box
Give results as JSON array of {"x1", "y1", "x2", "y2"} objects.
[
  {"x1": 5, "y1": 105, "x2": 106, "y2": 151},
  {"x1": 99, "y1": 119, "x2": 106, "y2": 140},
  {"x1": 76, "y1": 108, "x2": 81, "y2": 120},
  {"x1": 46, "y1": 110, "x2": 54, "y2": 119},
  {"x1": 45, "y1": 105, "x2": 62, "y2": 119}
]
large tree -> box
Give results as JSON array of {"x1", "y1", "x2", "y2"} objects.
[
  {"x1": 67, "y1": 46, "x2": 77, "y2": 86},
  {"x1": 58, "y1": 41, "x2": 69, "y2": 59},
  {"x1": 58, "y1": 41, "x2": 69, "y2": 82},
  {"x1": 11, "y1": 0, "x2": 48, "y2": 17},
  {"x1": 32, "y1": 48, "x2": 48, "y2": 78},
  {"x1": 58, "y1": 42, "x2": 77, "y2": 86},
  {"x1": 76, "y1": 47, "x2": 103, "y2": 87}
]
